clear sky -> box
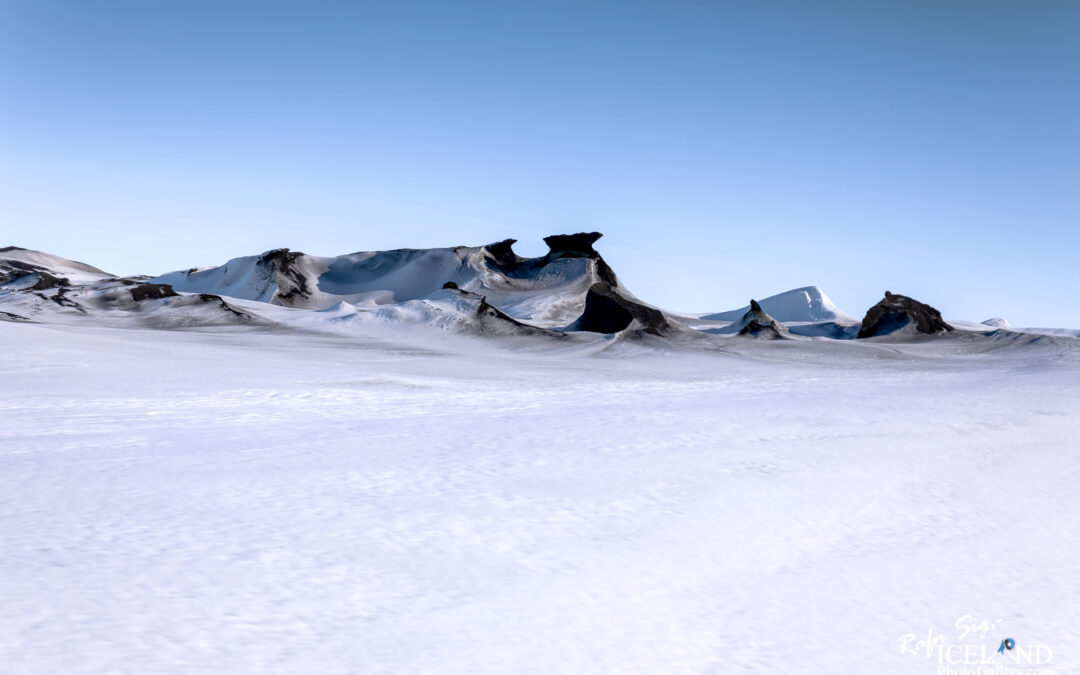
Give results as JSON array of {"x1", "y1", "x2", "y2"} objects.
[{"x1": 2, "y1": 1, "x2": 1077, "y2": 326}]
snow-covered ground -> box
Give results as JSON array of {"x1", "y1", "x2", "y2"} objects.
[{"x1": 2, "y1": 321, "x2": 1077, "y2": 674}]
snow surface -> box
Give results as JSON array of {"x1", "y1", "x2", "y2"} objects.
[
  {"x1": 701, "y1": 286, "x2": 858, "y2": 324},
  {"x1": 3, "y1": 320, "x2": 1079, "y2": 674}
]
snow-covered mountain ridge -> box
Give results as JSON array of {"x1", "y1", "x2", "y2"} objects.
[{"x1": 1, "y1": 236, "x2": 1074, "y2": 346}]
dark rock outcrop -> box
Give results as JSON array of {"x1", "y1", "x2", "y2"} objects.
[
  {"x1": 259, "y1": 249, "x2": 310, "y2": 304},
  {"x1": 482, "y1": 232, "x2": 618, "y2": 288},
  {"x1": 566, "y1": 282, "x2": 670, "y2": 335},
  {"x1": 483, "y1": 239, "x2": 522, "y2": 268},
  {"x1": 858, "y1": 291, "x2": 953, "y2": 338},
  {"x1": 38, "y1": 287, "x2": 85, "y2": 312},
  {"x1": 438, "y1": 285, "x2": 564, "y2": 337},
  {"x1": 27, "y1": 272, "x2": 70, "y2": 290},
  {"x1": 474, "y1": 296, "x2": 563, "y2": 337},
  {"x1": 0, "y1": 310, "x2": 33, "y2": 322},
  {"x1": 195, "y1": 293, "x2": 251, "y2": 319},
  {"x1": 130, "y1": 283, "x2": 179, "y2": 301},
  {"x1": 736, "y1": 299, "x2": 790, "y2": 339},
  {"x1": 0, "y1": 259, "x2": 47, "y2": 285},
  {"x1": 543, "y1": 232, "x2": 602, "y2": 257}
]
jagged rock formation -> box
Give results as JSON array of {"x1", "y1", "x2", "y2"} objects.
[
  {"x1": 702, "y1": 299, "x2": 792, "y2": 338},
  {"x1": 483, "y1": 239, "x2": 521, "y2": 268},
  {"x1": 258, "y1": 249, "x2": 311, "y2": 304},
  {"x1": 734, "y1": 299, "x2": 790, "y2": 339},
  {"x1": 565, "y1": 282, "x2": 671, "y2": 335},
  {"x1": 542, "y1": 232, "x2": 602, "y2": 256},
  {"x1": 858, "y1": 291, "x2": 954, "y2": 338}
]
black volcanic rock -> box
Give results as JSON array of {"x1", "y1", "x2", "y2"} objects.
[
  {"x1": 483, "y1": 239, "x2": 522, "y2": 267},
  {"x1": 0, "y1": 259, "x2": 47, "y2": 285},
  {"x1": 858, "y1": 291, "x2": 953, "y2": 338},
  {"x1": 736, "y1": 299, "x2": 790, "y2": 339},
  {"x1": 258, "y1": 248, "x2": 311, "y2": 303},
  {"x1": 543, "y1": 232, "x2": 602, "y2": 258},
  {"x1": 0, "y1": 310, "x2": 33, "y2": 322},
  {"x1": 437, "y1": 285, "x2": 564, "y2": 337},
  {"x1": 195, "y1": 293, "x2": 251, "y2": 319},
  {"x1": 566, "y1": 282, "x2": 670, "y2": 335},
  {"x1": 481, "y1": 232, "x2": 619, "y2": 291},
  {"x1": 28, "y1": 271, "x2": 70, "y2": 290},
  {"x1": 130, "y1": 283, "x2": 179, "y2": 301}
]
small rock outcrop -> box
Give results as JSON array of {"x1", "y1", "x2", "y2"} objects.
[
  {"x1": 483, "y1": 239, "x2": 522, "y2": 268},
  {"x1": 858, "y1": 291, "x2": 953, "y2": 338},
  {"x1": 130, "y1": 283, "x2": 180, "y2": 301},
  {"x1": 27, "y1": 272, "x2": 70, "y2": 290},
  {"x1": 735, "y1": 299, "x2": 790, "y2": 339},
  {"x1": 565, "y1": 282, "x2": 670, "y2": 335},
  {"x1": 543, "y1": 232, "x2": 602, "y2": 257}
]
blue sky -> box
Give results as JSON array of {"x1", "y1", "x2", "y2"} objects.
[{"x1": 2, "y1": 1, "x2": 1077, "y2": 326}]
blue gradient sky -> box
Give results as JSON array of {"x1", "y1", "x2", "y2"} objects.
[{"x1": 2, "y1": 1, "x2": 1077, "y2": 326}]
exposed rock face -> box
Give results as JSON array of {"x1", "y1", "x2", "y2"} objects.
[
  {"x1": 566, "y1": 282, "x2": 670, "y2": 335},
  {"x1": 439, "y1": 286, "x2": 564, "y2": 337},
  {"x1": 543, "y1": 232, "x2": 602, "y2": 257},
  {"x1": 129, "y1": 283, "x2": 180, "y2": 301},
  {"x1": 736, "y1": 299, "x2": 790, "y2": 339},
  {"x1": 27, "y1": 272, "x2": 70, "y2": 290},
  {"x1": 0, "y1": 259, "x2": 54, "y2": 286},
  {"x1": 39, "y1": 287, "x2": 84, "y2": 312},
  {"x1": 195, "y1": 293, "x2": 251, "y2": 319},
  {"x1": 858, "y1": 291, "x2": 953, "y2": 338},
  {"x1": 483, "y1": 239, "x2": 521, "y2": 268},
  {"x1": 258, "y1": 249, "x2": 310, "y2": 304},
  {"x1": 481, "y1": 232, "x2": 618, "y2": 286}
]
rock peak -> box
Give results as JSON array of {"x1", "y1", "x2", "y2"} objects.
[
  {"x1": 858, "y1": 292, "x2": 953, "y2": 338},
  {"x1": 483, "y1": 239, "x2": 520, "y2": 267},
  {"x1": 543, "y1": 232, "x2": 603, "y2": 257},
  {"x1": 566, "y1": 281, "x2": 670, "y2": 336}
]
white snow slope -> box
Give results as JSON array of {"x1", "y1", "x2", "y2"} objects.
[
  {"x1": 702, "y1": 285, "x2": 858, "y2": 323},
  {"x1": 2, "y1": 320, "x2": 1078, "y2": 674}
]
